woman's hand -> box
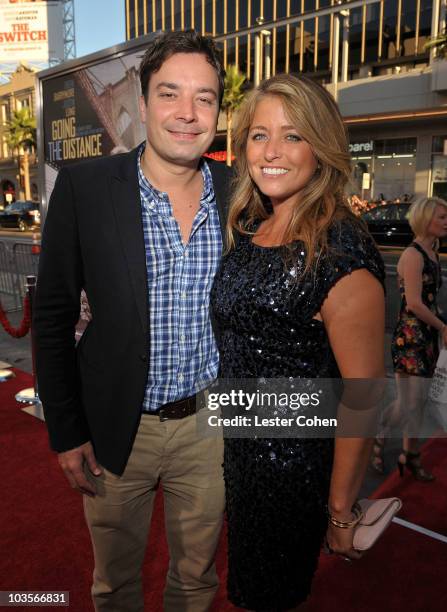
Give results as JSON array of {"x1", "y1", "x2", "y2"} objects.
[
  {"x1": 321, "y1": 269, "x2": 384, "y2": 563},
  {"x1": 324, "y1": 521, "x2": 363, "y2": 561}
]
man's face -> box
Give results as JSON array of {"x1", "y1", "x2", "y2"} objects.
[{"x1": 139, "y1": 52, "x2": 220, "y2": 166}]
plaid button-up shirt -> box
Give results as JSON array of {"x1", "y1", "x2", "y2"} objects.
[{"x1": 137, "y1": 144, "x2": 222, "y2": 412}]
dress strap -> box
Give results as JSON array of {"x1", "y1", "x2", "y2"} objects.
[
  {"x1": 409, "y1": 241, "x2": 428, "y2": 259},
  {"x1": 409, "y1": 241, "x2": 439, "y2": 265},
  {"x1": 410, "y1": 241, "x2": 441, "y2": 287}
]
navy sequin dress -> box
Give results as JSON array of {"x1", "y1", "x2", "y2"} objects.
[{"x1": 210, "y1": 217, "x2": 385, "y2": 611}]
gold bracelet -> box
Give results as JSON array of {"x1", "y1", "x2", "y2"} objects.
[{"x1": 328, "y1": 502, "x2": 363, "y2": 529}]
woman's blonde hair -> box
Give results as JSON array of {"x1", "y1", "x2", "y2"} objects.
[
  {"x1": 408, "y1": 197, "x2": 447, "y2": 237},
  {"x1": 227, "y1": 73, "x2": 356, "y2": 274}
]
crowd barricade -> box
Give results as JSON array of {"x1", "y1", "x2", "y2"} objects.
[
  {"x1": 0, "y1": 240, "x2": 40, "y2": 311},
  {"x1": 0, "y1": 242, "x2": 18, "y2": 306},
  {"x1": 1, "y1": 238, "x2": 445, "y2": 337},
  {"x1": 0, "y1": 274, "x2": 42, "y2": 413}
]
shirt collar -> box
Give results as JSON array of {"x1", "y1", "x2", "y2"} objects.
[{"x1": 137, "y1": 142, "x2": 215, "y2": 209}]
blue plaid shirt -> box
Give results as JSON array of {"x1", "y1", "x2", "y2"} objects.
[{"x1": 137, "y1": 144, "x2": 222, "y2": 412}]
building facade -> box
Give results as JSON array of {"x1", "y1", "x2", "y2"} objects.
[
  {"x1": 126, "y1": 1, "x2": 434, "y2": 77},
  {"x1": 0, "y1": 63, "x2": 39, "y2": 207},
  {"x1": 125, "y1": 0, "x2": 447, "y2": 202}
]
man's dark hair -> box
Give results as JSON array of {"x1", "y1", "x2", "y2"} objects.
[{"x1": 139, "y1": 30, "x2": 225, "y2": 105}]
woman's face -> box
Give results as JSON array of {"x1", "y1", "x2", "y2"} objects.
[
  {"x1": 427, "y1": 205, "x2": 447, "y2": 239},
  {"x1": 246, "y1": 95, "x2": 318, "y2": 209}
]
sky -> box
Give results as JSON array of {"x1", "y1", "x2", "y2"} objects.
[{"x1": 74, "y1": 0, "x2": 126, "y2": 59}]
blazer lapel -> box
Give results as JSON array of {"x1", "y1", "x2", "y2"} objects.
[
  {"x1": 209, "y1": 160, "x2": 233, "y2": 248},
  {"x1": 110, "y1": 146, "x2": 148, "y2": 334}
]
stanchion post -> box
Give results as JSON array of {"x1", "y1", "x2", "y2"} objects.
[
  {"x1": 28, "y1": 275, "x2": 38, "y2": 395},
  {"x1": 16, "y1": 274, "x2": 45, "y2": 421}
]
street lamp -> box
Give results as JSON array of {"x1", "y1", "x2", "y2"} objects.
[
  {"x1": 254, "y1": 16, "x2": 272, "y2": 86},
  {"x1": 332, "y1": 3, "x2": 350, "y2": 101}
]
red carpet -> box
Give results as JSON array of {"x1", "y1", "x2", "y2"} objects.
[
  {"x1": 1, "y1": 369, "x2": 446, "y2": 612},
  {"x1": 370, "y1": 437, "x2": 447, "y2": 536}
]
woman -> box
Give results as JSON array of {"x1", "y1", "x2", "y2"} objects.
[
  {"x1": 210, "y1": 74, "x2": 385, "y2": 611},
  {"x1": 372, "y1": 198, "x2": 447, "y2": 479}
]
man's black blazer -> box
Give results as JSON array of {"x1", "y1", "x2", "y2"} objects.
[{"x1": 34, "y1": 145, "x2": 233, "y2": 475}]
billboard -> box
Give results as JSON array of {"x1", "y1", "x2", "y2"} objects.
[
  {"x1": 0, "y1": 0, "x2": 64, "y2": 63},
  {"x1": 41, "y1": 48, "x2": 146, "y2": 202}
]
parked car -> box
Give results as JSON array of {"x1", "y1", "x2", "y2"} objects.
[
  {"x1": 0, "y1": 200, "x2": 41, "y2": 231},
  {"x1": 361, "y1": 202, "x2": 446, "y2": 251},
  {"x1": 361, "y1": 203, "x2": 412, "y2": 246}
]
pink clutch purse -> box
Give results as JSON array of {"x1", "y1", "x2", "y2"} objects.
[{"x1": 353, "y1": 497, "x2": 402, "y2": 551}]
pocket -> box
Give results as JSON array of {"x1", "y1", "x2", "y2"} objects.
[{"x1": 76, "y1": 324, "x2": 104, "y2": 371}]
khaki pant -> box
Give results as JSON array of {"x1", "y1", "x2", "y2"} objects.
[{"x1": 83, "y1": 411, "x2": 225, "y2": 612}]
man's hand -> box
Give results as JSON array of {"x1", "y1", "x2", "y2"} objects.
[
  {"x1": 80, "y1": 290, "x2": 92, "y2": 322},
  {"x1": 58, "y1": 441, "x2": 102, "y2": 497}
]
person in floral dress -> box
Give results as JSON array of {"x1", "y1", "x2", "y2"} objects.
[{"x1": 372, "y1": 197, "x2": 447, "y2": 480}]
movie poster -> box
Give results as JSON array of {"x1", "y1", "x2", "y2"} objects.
[
  {"x1": 42, "y1": 49, "x2": 146, "y2": 202},
  {"x1": 0, "y1": 0, "x2": 64, "y2": 63}
]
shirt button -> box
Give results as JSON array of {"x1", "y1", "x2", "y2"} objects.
[
  {"x1": 178, "y1": 374, "x2": 184, "y2": 382},
  {"x1": 180, "y1": 334, "x2": 186, "y2": 341},
  {"x1": 181, "y1": 292, "x2": 187, "y2": 299},
  {"x1": 140, "y1": 354, "x2": 147, "y2": 362}
]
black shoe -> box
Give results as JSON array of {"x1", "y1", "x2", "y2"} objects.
[
  {"x1": 369, "y1": 438, "x2": 385, "y2": 475},
  {"x1": 397, "y1": 450, "x2": 435, "y2": 482}
]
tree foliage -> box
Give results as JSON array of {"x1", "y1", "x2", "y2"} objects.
[
  {"x1": 6, "y1": 108, "x2": 37, "y2": 200},
  {"x1": 6, "y1": 108, "x2": 37, "y2": 152},
  {"x1": 221, "y1": 65, "x2": 246, "y2": 166},
  {"x1": 222, "y1": 64, "x2": 247, "y2": 115},
  {"x1": 424, "y1": 32, "x2": 447, "y2": 58}
]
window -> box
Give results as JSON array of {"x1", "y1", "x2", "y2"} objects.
[
  {"x1": 350, "y1": 137, "x2": 416, "y2": 201},
  {"x1": 363, "y1": 203, "x2": 410, "y2": 222},
  {"x1": 374, "y1": 138, "x2": 417, "y2": 156},
  {"x1": 1, "y1": 104, "x2": 8, "y2": 123},
  {"x1": 2, "y1": 136, "x2": 9, "y2": 159},
  {"x1": 394, "y1": 204, "x2": 411, "y2": 220},
  {"x1": 431, "y1": 135, "x2": 447, "y2": 199},
  {"x1": 362, "y1": 207, "x2": 392, "y2": 221}
]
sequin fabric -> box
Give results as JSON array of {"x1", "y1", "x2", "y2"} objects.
[
  {"x1": 391, "y1": 241, "x2": 442, "y2": 376},
  {"x1": 210, "y1": 217, "x2": 385, "y2": 611}
]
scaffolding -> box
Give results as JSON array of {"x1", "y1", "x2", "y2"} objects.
[{"x1": 63, "y1": 0, "x2": 77, "y2": 61}]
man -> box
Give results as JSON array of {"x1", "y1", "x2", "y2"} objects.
[{"x1": 34, "y1": 30, "x2": 232, "y2": 612}]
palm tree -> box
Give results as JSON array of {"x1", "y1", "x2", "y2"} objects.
[
  {"x1": 6, "y1": 108, "x2": 37, "y2": 200},
  {"x1": 424, "y1": 31, "x2": 447, "y2": 58},
  {"x1": 221, "y1": 65, "x2": 246, "y2": 167}
]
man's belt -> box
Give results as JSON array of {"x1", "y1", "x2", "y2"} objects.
[{"x1": 155, "y1": 394, "x2": 198, "y2": 422}]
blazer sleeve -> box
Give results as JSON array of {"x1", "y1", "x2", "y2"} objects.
[{"x1": 33, "y1": 166, "x2": 90, "y2": 452}]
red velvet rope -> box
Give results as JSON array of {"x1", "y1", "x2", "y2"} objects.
[{"x1": 0, "y1": 295, "x2": 31, "y2": 338}]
